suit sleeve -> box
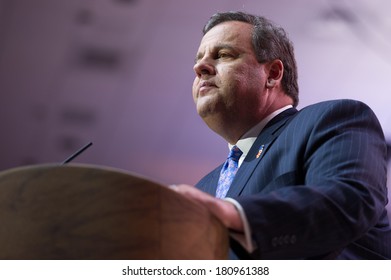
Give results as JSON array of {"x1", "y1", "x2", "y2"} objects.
[{"x1": 234, "y1": 100, "x2": 388, "y2": 259}]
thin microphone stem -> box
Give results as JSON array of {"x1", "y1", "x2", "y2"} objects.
[{"x1": 62, "y1": 142, "x2": 93, "y2": 165}]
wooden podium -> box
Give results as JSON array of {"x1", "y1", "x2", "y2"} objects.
[{"x1": 0, "y1": 164, "x2": 228, "y2": 259}]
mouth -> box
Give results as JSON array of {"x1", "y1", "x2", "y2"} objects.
[{"x1": 199, "y1": 81, "x2": 217, "y2": 95}]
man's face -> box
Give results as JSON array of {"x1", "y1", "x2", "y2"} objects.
[{"x1": 192, "y1": 21, "x2": 268, "y2": 124}]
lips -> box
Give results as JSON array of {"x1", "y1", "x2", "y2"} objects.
[{"x1": 199, "y1": 80, "x2": 217, "y2": 95}]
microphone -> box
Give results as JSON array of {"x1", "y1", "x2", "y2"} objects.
[{"x1": 61, "y1": 142, "x2": 93, "y2": 165}]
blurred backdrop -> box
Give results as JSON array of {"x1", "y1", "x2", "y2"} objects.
[{"x1": 0, "y1": 0, "x2": 390, "y2": 214}]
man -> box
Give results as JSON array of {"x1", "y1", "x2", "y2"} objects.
[{"x1": 173, "y1": 11, "x2": 391, "y2": 259}]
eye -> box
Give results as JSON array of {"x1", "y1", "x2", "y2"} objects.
[{"x1": 217, "y1": 52, "x2": 231, "y2": 59}]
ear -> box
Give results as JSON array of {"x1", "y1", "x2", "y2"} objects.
[{"x1": 266, "y1": 59, "x2": 284, "y2": 88}]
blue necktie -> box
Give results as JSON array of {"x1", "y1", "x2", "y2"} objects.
[{"x1": 215, "y1": 146, "x2": 243, "y2": 198}]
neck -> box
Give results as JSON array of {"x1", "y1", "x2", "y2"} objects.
[
  {"x1": 203, "y1": 94, "x2": 294, "y2": 144},
  {"x1": 203, "y1": 115, "x2": 261, "y2": 144}
]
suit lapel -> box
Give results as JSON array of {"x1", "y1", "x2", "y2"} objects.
[
  {"x1": 197, "y1": 165, "x2": 222, "y2": 195},
  {"x1": 226, "y1": 108, "x2": 297, "y2": 197}
]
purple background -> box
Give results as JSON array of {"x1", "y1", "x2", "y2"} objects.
[{"x1": 0, "y1": 0, "x2": 390, "y2": 215}]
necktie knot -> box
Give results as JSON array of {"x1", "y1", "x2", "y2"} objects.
[{"x1": 228, "y1": 145, "x2": 243, "y2": 162}]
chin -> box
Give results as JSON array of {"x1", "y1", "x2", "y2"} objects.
[
  {"x1": 197, "y1": 107, "x2": 212, "y2": 119},
  {"x1": 196, "y1": 99, "x2": 212, "y2": 116}
]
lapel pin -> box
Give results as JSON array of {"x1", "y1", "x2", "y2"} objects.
[{"x1": 256, "y1": 145, "x2": 265, "y2": 159}]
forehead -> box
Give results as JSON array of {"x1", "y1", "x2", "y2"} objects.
[{"x1": 197, "y1": 21, "x2": 254, "y2": 53}]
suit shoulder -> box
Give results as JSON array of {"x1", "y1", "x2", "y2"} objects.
[
  {"x1": 300, "y1": 99, "x2": 372, "y2": 112},
  {"x1": 295, "y1": 99, "x2": 384, "y2": 139},
  {"x1": 298, "y1": 99, "x2": 377, "y2": 119}
]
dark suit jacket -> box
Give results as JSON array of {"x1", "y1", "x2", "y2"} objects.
[{"x1": 196, "y1": 99, "x2": 391, "y2": 259}]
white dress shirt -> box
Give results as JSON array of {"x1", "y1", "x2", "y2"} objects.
[{"x1": 224, "y1": 105, "x2": 293, "y2": 252}]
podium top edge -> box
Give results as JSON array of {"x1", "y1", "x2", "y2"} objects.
[{"x1": 0, "y1": 163, "x2": 166, "y2": 187}]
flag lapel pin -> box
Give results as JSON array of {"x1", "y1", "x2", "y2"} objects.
[{"x1": 256, "y1": 145, "x2": 265, "y2": 159}]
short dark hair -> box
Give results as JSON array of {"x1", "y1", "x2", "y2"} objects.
[{"x1": 203, "y1": 11, "x2": 299, "y2": 107}]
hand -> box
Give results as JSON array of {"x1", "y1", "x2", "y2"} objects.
[{"x1": 170, "y1": 184, "x2": 244, "y2": 232}]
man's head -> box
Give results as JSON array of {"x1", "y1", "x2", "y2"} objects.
[
  {"x1": 192, "y1": 12, "x2": 298, "y2": 143},
  {"x1": 203, "y1": 12, "x2": 299, "y2": 107}
]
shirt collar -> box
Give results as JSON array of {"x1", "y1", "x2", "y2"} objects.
[{"x1": 228, "y1": 105, "x2": 293, "y2": 166}]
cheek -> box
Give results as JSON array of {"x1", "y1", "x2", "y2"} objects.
[
  {"x1": 219, "y1": 68, "x2": 241, "y2": 90},
  {"x1": 238, "y1": 67, "x2": 265, "y2": 92},
  {"x1": 225, "y1": 72, "x2": 249, "y2": 94},
  {"x1": 224, "y1": 65, "x2": 250, "y2": 83}
]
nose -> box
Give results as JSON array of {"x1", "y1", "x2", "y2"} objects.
[{"x1": 193, "y1": 57, "x2": 215, "y2": 77}]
